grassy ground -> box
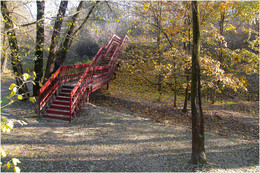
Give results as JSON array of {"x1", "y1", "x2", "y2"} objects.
[{"x1": 91, "y1": 70, "x2": 259, "y2": 141}]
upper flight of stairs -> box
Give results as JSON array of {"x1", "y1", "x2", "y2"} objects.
[{"x1": 38, "y1": 34, "x2": 129, "y2": 121}]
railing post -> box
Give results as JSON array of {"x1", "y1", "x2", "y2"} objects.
[{"x1": 70, "y1": 94, "x2": 72, "y2": 121}]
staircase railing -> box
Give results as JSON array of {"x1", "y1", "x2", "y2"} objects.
[
  {"x1": 38, "y1": 64, "x2": 90, "y2": 116},
  {"x1": 69, "y1": 35, "x2": 129, "y2": 119},
  {"x1": 38, "y1": 34, "x2": 129, "y2": 120}
]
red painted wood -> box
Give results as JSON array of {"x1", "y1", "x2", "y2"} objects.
[
  {"x1": 56, "y1": 96, "x2": 70, "y2": 101},
  {"x1": 39, "y1": 34, "x2": 129, "y2": 121},
  {"x1": 59, "y1": 92, "x2": 70, "y2": 97},
  {"x1": 50, "y1": 104, "x2": 70, "y2": 110},
  {"x1": 61, "y1": 88, "x2": 72, "y2": 93},
  {"x1": 47, "y1": 109, "x2": 70, "y2": 115},
  {"x1": 53, "y1": 100, "x2": 70, "y2": 105}
]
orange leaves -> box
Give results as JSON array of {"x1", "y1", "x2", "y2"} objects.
[{"x1": 145, "y1": 108, "x2": 149, "y2": 114}]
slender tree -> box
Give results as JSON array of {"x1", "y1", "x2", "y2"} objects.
[
  {"x1": 54, "y1": 1, "x2": 99, "y2": 71},
  {"x1": 44, "y1": 1, "x2": 68, "y2": 81},
  {"x1": 1, "y1": 1, "x2": 29, "y2": 99},
  {"x1": 191, "y1": 0, "x2": 206, "y2": 164},
  {"x1": 33, "y1": 0, "x2": 45, "y2": 96},
  {"x1": 1, "y1": 34, "x2": 8, "y2": 73}
]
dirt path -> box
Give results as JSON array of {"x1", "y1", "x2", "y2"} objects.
[
  {"x1": 1, "y1": 75, "x2": 259, "y2": 172},
  {"x1": 1, "y1": 102, "x2": 258, "y2": 172}
]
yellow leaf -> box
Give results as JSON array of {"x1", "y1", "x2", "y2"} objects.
[
  {"x1": 33, "y1": 71, "x2": 37, "y2": 77},
  {"x1": 29, "y1": 97, "x2": 36, "y2": 103},
  {"x1": 9, "y1": 83, "x2": 16, "y2": 90},
  {"x1": 17, "y1": 95, "x2": 23, "y2": 100},
  {"x1": 6, "y1": 162, "x2": 10, "y2": 169},
  {"x1": 12, "y1": 158, "x2": 21, "y2": 166},
  {"x1": 14, "y1": 166, "x2": 20, "y2": 173},
  {"x1": 50, "y1": 25, "x2": 53, "y2": 30},
  {"x1": 6, "y1": 121, "x2": 14, "y2": 130},
  {"x1": 116, "y1": 18, "x2": 119, "y2": 23},
  {"x1": 0, "y1": 148, "x2": 6, "y2": 157},
  {"x1": 9, "y1": 91, "x2": 15, "y2": 98},
  {"x1": 39, "y1": 82, "x2": 43, "y2": 87},
  {"x1": 107, "y1": 19, "x2": 109, "y2": 23},
  {"x1": 22, "y1": 73, "x2": 30, "y2": 81}
]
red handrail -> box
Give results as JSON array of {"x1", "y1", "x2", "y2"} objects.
[{"x1": 38, "y1": 34, "x2": 129, "y2": 120}]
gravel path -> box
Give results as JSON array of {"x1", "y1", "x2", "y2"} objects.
[{"x1": 1, "y1": 76, "x2": 259, "y2": 172}]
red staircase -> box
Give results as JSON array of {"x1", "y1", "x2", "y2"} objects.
[{"x1": 38, "y1": 35, "x2": 129, "y2": 121}]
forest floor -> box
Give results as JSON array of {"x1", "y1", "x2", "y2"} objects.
[{"x1": 1, "y1": 73, "x2": 259, "y2": 172}]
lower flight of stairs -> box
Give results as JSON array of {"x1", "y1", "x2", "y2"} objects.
[{"x1": 43, "y1": 85, "x2": 73, "y2": 120}]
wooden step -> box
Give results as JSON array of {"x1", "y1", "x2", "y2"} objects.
[
  {"x1": 47, "y1": 108, "x2": 70, "y2": 115},
  {"x1": 61, "y1": 88, "x2": 72, "y2": 93},
  {"x1": 56, "y1": 96, "x2": 70, "y2": 101},
  {"x1": 50, "y1": 104, "x2": 70, "y2": 110},
  {"x1": 43, "y1": 113, "x2": 70, "y2": 120},
  {"x1": 53, "y1": 100, "x2": 70, "y2": 105},
  {"x1": 62, "y1": 85, "x2": 74, "y2": 89},
  {"x1": 59, "y1": 92, "x2": 70, "y2": 97}
]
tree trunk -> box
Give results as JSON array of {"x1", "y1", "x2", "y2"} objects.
[
  {"x1": 1, "y1": 1, "x2": 29, "y2": 99},
  {"x1": 191, "y1": 0, "x2": 206, "y2": 164},
  {"x1": 1, "y1": 34, "x2": 8, "y2": 73},
  {"x1": 157, "y1": 2, "x2": 163, "y2": 101},
  {"x1": 218, "y1": 12, "x2": 225, "y2": 65},
  {"x1": 211, "y1": 88, "x2": 215, "y2": 104},
  {"x1": 44, "y1": 1, "x2": 68, "y2": 81},
  {"x1": 174, "y1": 75, "x2": 177, "y2": 107},
  {"x1": 182, "y1": 74, "x2": 189, "y2": 113},
  {"x1": 54, "y1": 1, "x2": 99, "y2": 71},
  {"x1": 33, "y1": 0, "x2": 45, "y2": 96}
]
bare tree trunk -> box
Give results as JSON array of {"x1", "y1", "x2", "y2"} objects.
[
  {"x1": 44, "y1": 1, "x2": 68, "y2": 81},
  {"x1": 33, "y1": 0, "x2": 45, "y2": 96},
  {"x1": 54, "y1": 1, "x2": 99, "y2": 71},
  {"x1": 1, "y1": 34, "x2": 8, "y2": 73},
  {"x1": 157, "y1": 2, "x2": 163, "y2": 101},
  {"x1": 174, "y1": 75, "x2": 177, "y2": 107},
  {"x1": 182, "y1": 74, "x2": 189, "y2": 113},
  {"x1": 218, "y1": 12, "x2": 225, "y2": 65},
  {"x1": 1, "y1": 1, "x2": 29, "y2": 99},
  {"x1": 183, "y1": 16, "x2": 192, "y2": 112},
  {"x1": 211, "y1": 88, "x2": 215, "y2": 104},
  {"x1": 191, "y1": 0, "x2": 206, "y2": 164}
]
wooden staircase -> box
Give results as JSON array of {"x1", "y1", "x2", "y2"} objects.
[
  {"x1": 38, "y1": 35, "x2": 129, "y2": 121},
  {"x1": 44, "y1": 85, "x2": 73, "y2": 120}
]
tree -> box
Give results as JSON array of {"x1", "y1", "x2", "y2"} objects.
[
  {"x1": 1, "y1": 1, "x2": 30, "y2": 99},
  {"x1": 1, "y1": 33, "x2": 8, "y2": 73},
  {"x1": 33, "y1": 0, "x2": 45, "y2": 96},
  {"x1": 191, "y1": 0, "x2": 206, "y2": 164},
  {"x1": 44, "y1": 1, "x2": 68, "y2": 81},
  {"x1": 54, "y1": 1, "x2": 99, "y2": 71}
]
